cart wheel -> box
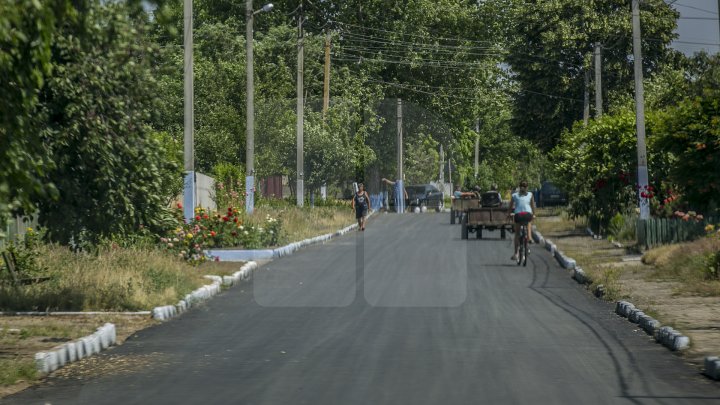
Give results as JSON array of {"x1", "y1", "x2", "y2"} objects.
[
  {"x1": 461, "y1": 223, "x2": 468, "y2": 239},
  {"x1": 477, "y1": 227, "x2": 483, "y2": 239},
  {"x1": 450, "y1": 209, "x2": 455, "y2": 224}
]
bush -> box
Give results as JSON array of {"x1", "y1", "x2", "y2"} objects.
[{"x1": 160, "y1": 206, "x2": 283, "y2": 263}]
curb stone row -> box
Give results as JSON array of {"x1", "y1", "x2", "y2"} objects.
[
  {"x1": 30, "y1": 218, "x2": 360, "y2": 374},
  {"x1": 534, "y1": 227, "x2": 720, "y2": 380},
  {"x1": 615, "y1": 301, "x2": 689, "y2": 351},
  {"x1": 34, "y1": 323, "x2": 116, "y2": 375}
]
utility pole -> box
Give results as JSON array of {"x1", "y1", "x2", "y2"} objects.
[
  {"x1": 474, "y1": 119, "x2": 479, "y2": 178},
  {"x1": 245, "y1": 0, "x2": 255, "y2": 214},
  {"x1": 583, "y1": 53, "x2": 590, "y2": 126},
  {"x1": 439, "y1": 145, "x2": 444, "y2": 185},
  {"x1": 594, "y1": 42, "x2": 602, "y2": 118},
  {"x1": 296, "y1": 0, "x2": 304, "y2": 207},
  {"x1": 396, "y1": 98, "x2": 404, "y2": 213},
  {"x1": 632, "y1": 0, "x2": 650, "y2": 220},
  {"x1": 183, "y1": 0, "x2": 195, "y2": 222},
  {"x1": 323, "y1": 31, "x2": 331, "y2": 117}
]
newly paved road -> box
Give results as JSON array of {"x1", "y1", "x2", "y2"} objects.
[{"x1": 4, "y1": 213, "x2": 719, "y2": 404}]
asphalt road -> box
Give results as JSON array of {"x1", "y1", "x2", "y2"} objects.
[{"x1": 4, "y1": 213, "x2": 719, "y2": 405}]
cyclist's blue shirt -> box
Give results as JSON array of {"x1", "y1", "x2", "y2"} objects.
[{"x1": 512, "y1": 192, "x2": 533, "y2": 214}]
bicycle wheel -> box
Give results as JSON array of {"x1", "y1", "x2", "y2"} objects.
[
  {"x1": 522, "y1": 234, "x2": 528, "y2": 267},
  {"x1": 517, "y1": 229, "x2": 524, "y2": 266}
]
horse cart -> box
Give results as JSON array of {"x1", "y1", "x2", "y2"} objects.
[
  {"x1": 450, "y1": 195, "x2": 480, "y2": 224},
  {"x1": 461, "y1": 192, "x2": 512, "y2": 239}
]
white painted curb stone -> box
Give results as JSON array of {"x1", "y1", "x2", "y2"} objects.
[{"x1": 35, "y1": 323, "x2": 117, "y2": 374}]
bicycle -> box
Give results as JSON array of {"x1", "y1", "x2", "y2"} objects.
[
  {"x1": 517, "y1": 222, "x2": 529, "y2": 267},
  {"x1": 511, "y1": 212, "x2": 532, "y2": 267}
]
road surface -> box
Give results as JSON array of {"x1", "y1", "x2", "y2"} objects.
[{"x1": 4, "y1": 213, "x2": 719, "y2": 404}]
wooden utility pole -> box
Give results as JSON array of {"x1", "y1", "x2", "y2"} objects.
[
  {"x1": 474, "y1": 119, "x2": 479, "y2": 178},
  {"x1": 323, "y1": 32, "x2": 331, "y2": 117}
]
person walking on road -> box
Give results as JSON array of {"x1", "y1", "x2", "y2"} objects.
[{"x1": 352, "y1": 183, "x2": 371, "y2": 231}]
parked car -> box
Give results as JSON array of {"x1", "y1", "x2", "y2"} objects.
[
  {"x1": 538, "y1": 181, "x2": 568, "y2": 207},
  {"x1": 389, "y1": 184, "x2": 444, "y2": 212}
]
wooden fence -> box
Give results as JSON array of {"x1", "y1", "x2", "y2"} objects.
[{"x1": 637, "y1": 217, "x2": 716, "y2": 249}]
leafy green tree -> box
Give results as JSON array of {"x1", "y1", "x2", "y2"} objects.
[
  {"x1": 0, "y1": 0, "x2": 70, "y2": 236},
  {"x1": 504, "y1": 0, "x2": 678, "y2": 150},
  {"x1": 35, "y1": 1, "x2": 179, "y2": 245},
  {"x1": 652, "y1": 86, "x2": 720, "y2": 215}
]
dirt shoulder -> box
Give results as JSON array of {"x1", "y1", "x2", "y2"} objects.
[
  {"x1": 535, "y1": 212, "x2": 720, "y2": 366},
  {"x1": 0, "y1": 314, "x2": 158, "y2": 398}
]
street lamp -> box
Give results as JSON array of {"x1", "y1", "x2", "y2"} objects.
[{"x1": 245, "y1": 1, "x2": 273, "y2": 215}]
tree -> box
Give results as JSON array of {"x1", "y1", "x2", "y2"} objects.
[
  {"x1": 35, "y1": 1, "x2": 180, "y2": 245},
  {"x1": 504, "y1": 0, "x2": 678, "y2": 150},
  {"x1": 0, "y1": 0, "x2": 70, "y2": 237}
]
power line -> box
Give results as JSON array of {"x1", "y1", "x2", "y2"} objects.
[{"x1": 672, "y1": 2, "x2": 717, "y2": 15}]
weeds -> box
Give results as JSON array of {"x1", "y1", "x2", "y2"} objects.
[
  {"x1": 0, "y1": 358, "x2": 37, "y2": 386},
  {"x1": 642, "y1": 237, "x2": 720, "y2": 295},
  {"x1": 0, "y1": 245, "x2": 208, "y2": 311}
]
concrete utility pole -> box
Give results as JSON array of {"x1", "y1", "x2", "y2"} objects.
[
  {"x1": 632, "y1": 0, "x2": 650, "y2": 220},
  {"x1": 245, "y1": 0, "x2": 255, "y2": 214},
  {"x1": 583, "y1": 54, "x2": 590, "y2": 126},
  {"x1": 439, "y1": 145, "x2": 444, "y2": 185},
  {"x1": 396, "y1": 98, "x2": 404, "y2": 213},
  {"x1": 594, "y1": 42, "x2": 602, "y2": 118},
  {"x1": 183, "y1": 0, "x2": 195, "y2": 222},
  {"x1": 323, "y1": 31, "x2": 331, "y2": 117},
  {"x1": 296, "y1": 0, "x2": 304, "y2": 207},
  {"x1": 474, "y1": 118, "x2": 479, "y2": 178}
]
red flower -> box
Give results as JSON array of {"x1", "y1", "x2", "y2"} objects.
[
  {"x1": 210, "y1": 231, "x2": 217, "y2": 237},
  {"x1": 203, "y1": 214, "x2": 209, "y2": 219},
  {"x1": 195, "y1": 215, "x2": 201, "y2": 221},
  {"x1": 177, "y1": 202, "x2": 183, "y2": 209},
  {"x1": 222, "y1": 216, "x2": 229, "y2": 222},
  {"x1": 233, "y1": 217, "x2": 238, "y2": 223}
]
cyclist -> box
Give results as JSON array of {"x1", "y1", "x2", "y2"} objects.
[{"x1": 508, "y1": 180, "x2": 536, "y2": 261}]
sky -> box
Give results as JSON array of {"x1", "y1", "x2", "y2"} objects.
[{"x1": 670, "y1": 0, "x2": 720, "y2": 55}]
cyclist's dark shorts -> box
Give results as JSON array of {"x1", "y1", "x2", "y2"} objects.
[{"x1": 514, "y1": 212, "x2": 533, "y2": 224}]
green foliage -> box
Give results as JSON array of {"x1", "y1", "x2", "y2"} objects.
[
  {"x1": 0, "y1": 0, "x2": 70, "y2": 237},
  {"x1": 34, "y1": 2, "x2": 178, "y2": 246},
  {"x1": 0, "y1": 229, "x2": 48, "y2": 282},
  {"x1": 550, "y1": 110, "x2": 650, "y2": 226},
  {"x1": 504, "y1": 0, "x2": 678, "y2": 150},
  {"x1": 652, "y1": 83, "x2": 720, "y2": 216}
]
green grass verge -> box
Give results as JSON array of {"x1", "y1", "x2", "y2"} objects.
[{"x1": 0, "y1": 358, "x2": 37, "y2": 386}]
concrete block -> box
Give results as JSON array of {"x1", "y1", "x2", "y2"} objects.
[
  {"x1": 704, "y1": 357, "x2": 720, "y2": 380},
  {"x1": 673, "y1": 335, "x2": 690, "y2": 351},
  {"x1": 55, "y1": 346, "x2": 67, "y2": 367},
  {"x1": 35, "y1": 352, "x2": 50, "y2": 374},
  {"x1": 628, "y1": 310, "x2": 644, "y2": 323},
  {"x1": 67, "y1": 342, "x2": 77, "y2": 362}
]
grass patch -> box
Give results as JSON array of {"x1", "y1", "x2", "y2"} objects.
[
  {"x1": 641, "y1": 237, "x2": 720, "y2": 296},
  {"x1": 0, "y1": 245, "x2": 210, "y2": 311},
  {"x1": 254, "y1": 206, "x2": 355, "y2": 243},
  {"x1": 0, "y1": 358, "x2": 37, "y2": 386}
]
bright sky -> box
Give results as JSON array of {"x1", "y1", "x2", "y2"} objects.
[{"x1": 669, "y1": 0, "x2": 720, "y2": 55}]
